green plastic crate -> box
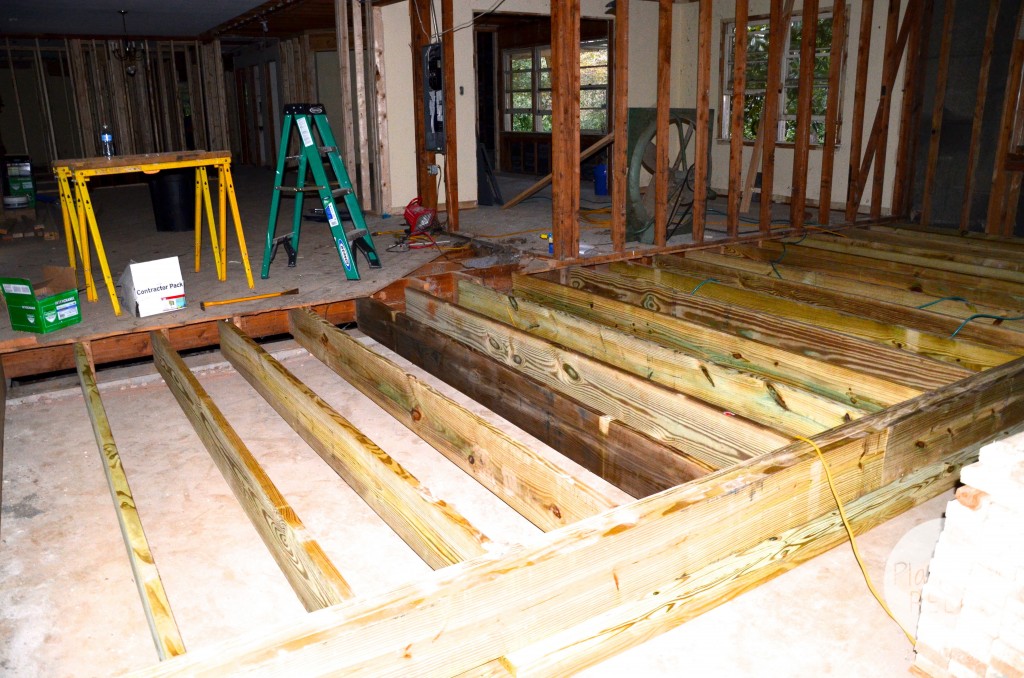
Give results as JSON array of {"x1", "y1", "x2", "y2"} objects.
[{"x1": 0, "y1": 267, "x2": 82, "y2": 333}]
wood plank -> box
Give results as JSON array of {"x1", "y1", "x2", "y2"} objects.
[
  {"x1": 692, "y1": 0, "x2": 712, "y2": 243},
  {"x1": 456, "y1": 278, "x2": 869, "y2": 436},
  {"x1": 654, "y1": 0, "x2": 673, "y2": 246},
  {"x1": 868, "y1": 223, "x2": 1024, "y2": 255},
  {"x1": 74, "y1": 343, "x2": 186, "y2": 660},
  {"x1": 289, "y1": 308, "x2": 627, "y2": 529},
  {"x1": 372, "y1": 7, "x2": 392, "y2": 212},
  {"x1": 351, "y1": 0, "x2": 372, "y2": 210},
  {"x1": 709, "y1": 245, "x2": 1024, "y2": 317},
  {"x1": 789, "y1": 0, "x2": 818, "y2": 231},
  {"x1": 409, "y1": 0, "x2": 437, "y2": 207},
  {"x1": 217, "y1": 320, "x2": 491, "y2": 569},
  {"x1": 551, "y1": 0, "x2": 581, "y2": 259},
  {"x1": 624, "y1": 257, "x2": 1020, "y2": 369},
  {"x1": 799, "y1": 233, "x2": 1024, "y2": 282},
  {"x1": 817, "y1": 0, "x2": 846, "y2": 224},
  {"x1": 356, "y1": 297, "x2": 707, "y2": 497},
  {"x1": 758, "y1": 239, "x2": 1024, "y2": 299},
  {"x1": 404, "y1": 289, "x2": 787, "y2": 469},
  {"x1": 961, "y1": 0, "x2": 1001, "y2": 231},
  {"x1": 727, "y1": 0, "x2": 749, "y2": 238},
  {"x1": 892, "y1": 0, "x2": 932, "y2": 217},
  {"x1": 131, "y1": 353, "x2": 1024, "y2": 677},
  {"x1": 842, "y1": 227, "x2": 1024, "y2": 265},
  {"x1": 845, "y1": 0, "x2": 875, "y2": 220},
  {"x1": 335, "y1": 0, "x2": 357, "y2": 175},
  {"x1": 441, "y1": 0, "x2": 459, "y2": 228},
  {"x1": 986, "y1": 3, "x2": 1024, "y2": 235},
  {"x1": 870, "y1": 0, "x2": 904, "y2": 220},
  {"x1": 611, "y1": 0, "x2": 629, "y2": 251},
  {"x1": 921, "y1": 0, "x2": 956, "y2": 225},
  {"x1": 150, "y1": 332, "x2": 355, "y2": 610},
  {"x1": 514, "y1": 270, "x2": 926, "y2": 409},
  {"x1": 502, "y1": 134, "x2": 613, "y2": 211},
  {"x1": 483, "y1": 444, "x2": 976, "y2": 676},
  {"x1": 758, "y1": 0, "x2": 795, "y2": 231}
]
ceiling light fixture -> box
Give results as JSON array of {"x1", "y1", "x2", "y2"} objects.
[{"x1": 111, "y1": 10, "x2": 145, "y2": 76}]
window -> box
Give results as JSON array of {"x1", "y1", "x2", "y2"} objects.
[
  {"x1": 721, "y1": 12, "x2": 839, "y2": 144},
  {"x1": 503, "y1": 39, "x2": 609, "y2": 134}
]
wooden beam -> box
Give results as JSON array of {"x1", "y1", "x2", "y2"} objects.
[
  {"x1": 149, "y1": 332, "x2": 355, "y2": 611},
  {"x1": 351, "y1": 0, "x2": 372, "y2": 210},
  {"x1": 356, "y1": 297, "x2": 707, "y2": 498},
  {"x1": 842, "y1": 227, "x2": 1024, "y2": 265},
  {"x1": 758, "y1": 0, "x2": 795, "y2": 231},
  {"x1": 727, "y1": 0, "x2": 749, "y2": 238},
  {"x1": 74, "y1": 343, "x2": 186, "y2": 660},
  {"x1": 621, "y1": 258, "x2": 1019, "y2": 370},
  {"x1": 818, "y1": 0, "x2": 846, "y2": 224},
  {"x1": 654, "y1": 0, "x2": 673, "y2": 246},
  {"x1": 513, "y1": 270, "x2": 926, "y2": 409},
  {"x1": 892, "y1": 0, "x2": 933, "y2": 217},
  {"x1": 961, "y1": 0, "x2": 1000, "y2": 231},
  {"x1": 405, "y1": 289, "x2": 787, "y2": 469},
  {"x1": 986, "y1": 3, "x2": 1024, "y2": 236},
  {"x1": 920, "y1": 0, "x2": 955, "y2": 225},
  {"x1": 409, "y1": 0, "x2": 437, "y2": 207},
  {"x1": 218, "y1": 320, "x2": 490, "y2": 569},
  {"x1": 289, "y1": 308, "x2": 627, "y2": 529},
  {"x1": 457, "y1": 278, "x2": 869, "y2": 436},
  {"x1": 870, "y1": 0, "x2": 904, "y2": 219},
  {"x1": 502, "y1": 134, "x2": 614, "y2": 210},
  {"x1": 551, "y1": 0, "x2": 581, "y2": 259},
  {"x1": 130, "y1": 352, "x2": 1024, "y2": 676},
  {"x1": 611, "y1": 0, "x2": 630, "y2": 251},
  {"x1": 692, "y1": 0, "x2": 712, "y2": 243},
  {"x1": 845, "y1": 0, "x2": 875, "y2": 220},
  {"x1": 789, "y1": 0, "x2": 819, "y2": 231},
  {"x1": 441, "y1": 0, "x2": 459, "y2": 229},
  {"x1": 335, "y1": 0, "x2": 358, "y2": 175},
  {"x1": 372, "y1": 7, "x2": 392, "y2": 212}
]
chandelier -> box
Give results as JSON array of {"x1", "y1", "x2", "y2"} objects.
[{"x1": 111, "y1": 10, "x2": 145, "y2": 76}]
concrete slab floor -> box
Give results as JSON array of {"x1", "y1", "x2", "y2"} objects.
[{"x1": 1, "y1": 330, "x2": 948, "y2": 676}]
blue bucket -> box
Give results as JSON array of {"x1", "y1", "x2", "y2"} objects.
[{"x1": 594, "y1": 163, "x2": 608, "y2": 196}]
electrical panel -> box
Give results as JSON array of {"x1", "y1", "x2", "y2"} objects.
[{"x1": 422, "y1": 42, "x2": 444, "y2": 153}]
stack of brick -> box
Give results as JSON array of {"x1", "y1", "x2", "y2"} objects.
[{"x1": 913, "y1": 437, "x2": 1024, "y2": 678}]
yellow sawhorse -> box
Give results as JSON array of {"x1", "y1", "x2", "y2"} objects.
[{"x1": 52, "y1": 150, "x2": 255, "y2": 316}]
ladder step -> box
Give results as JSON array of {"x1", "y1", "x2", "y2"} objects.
[
  {"x1": 284, "y1": 146, "x2": 338, "y2": 162},
  {"x1": 345, "y1": 228, "x2": 368, "y2": 241},
  {"x1": 276, "y1": 185, "x2": 326, "y2": 193},
  {"x1": 332, "y1": 188, "x2": 353, "y2": 198}
]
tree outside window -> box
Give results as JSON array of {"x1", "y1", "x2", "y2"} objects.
[
  {"x1": 503, "y1": 38, "x2": 609, "y2": 134},
  {"x1": 722, "y1": 12, "x2": 839, "y2": 144}
]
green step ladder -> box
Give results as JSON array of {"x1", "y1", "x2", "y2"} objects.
[{"x1": 261, "y1": 103, "x2": 381, "y2": 280}]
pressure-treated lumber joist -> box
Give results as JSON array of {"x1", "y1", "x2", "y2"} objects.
[
  {"x1": 130, "y1": 352, "x2": 1024, "y2": 677},
  {"x1": 74, "y1": 343, "x2": 185, "y2": 660},
  {"x1": 749, "y1": 240, "x2": 1024, "y2": 304},
  {"x1": 866, "y1": 224, "x2": 1024, "y2": 254},
  {"x1": 405, "y1": 289, "x2": 787, "y2": 470},
  {"x1": 149, "y1": 332, "x2": 355, "y2": 611},
  {"x1": 692, "y1": 249, "x2": 1024, "y2": 322},
  {"x1": 217, "y1": 320, "x2": 491, "y2": 569},
  {"x1": 456, "y1": 278, "x2": 868, "y2": 437},
  {"x1": 356, "y1": 297, "x2": 707, "y2": 498},
  {"x1": 842, "y1": 227, "x2": 1024, "y2": 265},
  {"x1": 798, "y1": 234, "x2": 1024, "y2": 285},
  {"x1": 616, "y1": 260, "x2": 1017, "y2": 370},
  {"x1": 288, "y1": 308, "x2": 627, "y2": 530},
  {"x1": 514, "y1": 270, "x2": 937, "y2": 402}
]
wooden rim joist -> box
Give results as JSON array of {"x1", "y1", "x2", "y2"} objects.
[{"x1": 6, "y1": 224, "x2": 1024, "y2": 675}]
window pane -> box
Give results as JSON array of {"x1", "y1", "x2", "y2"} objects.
[
  {"x1": 580, "y1": 49, "x2": 608, "y2": 67},
  {"x1": 538, "y1": 91, "x2": 552, "y2": 110},
  {"x1": 511, "y1": 56, "x2": 532, "y2": 71},
  {"x1": 512, "y1": 72, "x2": 533, "y2": 90},
  {"x1": 512, "y1": 113, "x2": 533, "y2": 132},
  {"x1": 580, "y1": 89, "x2": 607, "y2": 108},
  {"x1": 580, "y1": 66, "x2": 608, "y2": 86},
  {"x1": 581, "y1": 109, "x2": 606, "y2": 132},
  {"x1": 814, "y1": 54, "x2": 830, "y2": 80},
  {"x1": 743, "y1": 94, "x2": 764, "y2": 141},
  {"x1": 539, "y1": 70, "x2": 551, "y2": 89},
  {"x1": 539, "y1": 114, "x2": 553, "y2": 132},
  {"x1": 812, "y1": 86, "x2": 828, "y2": 115},
  {"x1": 539, "y1": 47, "x2": 552, "y2": 70},
  {"x1": 513, "y1": 92, "x2": 532, "y2": 109}
]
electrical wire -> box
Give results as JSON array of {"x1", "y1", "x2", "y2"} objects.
[
  {"x1": 791, "y1": 434, "x2": 918, "y2": 648},
  {"x1": 414, "y1": 0, "x2": 512, "y2": 42}
]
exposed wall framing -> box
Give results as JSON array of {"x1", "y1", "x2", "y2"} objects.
[{"x1": 7, "y1": 226, "x2": 1023, "y2": 673}]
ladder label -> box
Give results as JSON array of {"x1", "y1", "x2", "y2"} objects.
[
  {"x1": 296, "y1": 118, "x2": 315, "y2": 148},
  {"x1": 336, "y1": 238, "x2": 352, "y2": 268},
  {"x1": 325, "y1": 203, "x2": 340, "y2": 228}
]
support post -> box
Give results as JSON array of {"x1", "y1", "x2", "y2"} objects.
[
  {"x1": 611, "y1": 0, "x2": 629, "y2": 251},
  {"x1": 790, "y1": 0, "x2": 819, "y2": 231},
  {"x1": 692, "y1": 0, "x2": 712, "y2": 243},
  {"x1": 727, "y1": 0, "x2": 749, "y2": 238},
  {"x1": 654, "y1": 0, "x2": 673, "y2": 246},
  {"x1": 441, "y1": 0, "x2": 459, "y2": 229},
  {"x1": 551, "y1": 0, "x2": 581, "y2": 259}
]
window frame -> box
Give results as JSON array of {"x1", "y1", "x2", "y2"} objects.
[
  {"x1": 719, "y1": 8, "x2": 844, "y2": 147},
  {"x1": 502, "y1": 38, "x2": 609, "y2": 135}
]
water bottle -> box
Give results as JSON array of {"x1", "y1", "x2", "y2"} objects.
[{"x1": 100, "y1": 124, "x2": 115, "y2": 158}]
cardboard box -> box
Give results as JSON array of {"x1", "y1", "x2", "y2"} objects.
[
  {"x1": 118, "y1": 257, "x2": 186, "y2": 318},
  {"x1": 0, "y1": 266, "x2": 82, "y2": 333}
]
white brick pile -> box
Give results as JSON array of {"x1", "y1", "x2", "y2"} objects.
[{"x1": 914, "y1": 438, "x2": 1024, "y2": 678}]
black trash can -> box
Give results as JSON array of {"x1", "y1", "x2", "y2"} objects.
[{"x1": 148, "y1": 168, "x2": 195, "y2": 232}]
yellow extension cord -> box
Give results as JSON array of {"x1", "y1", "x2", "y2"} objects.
[{"x1": 792, "y1": 434, "x2": 918, "y2": 647}]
